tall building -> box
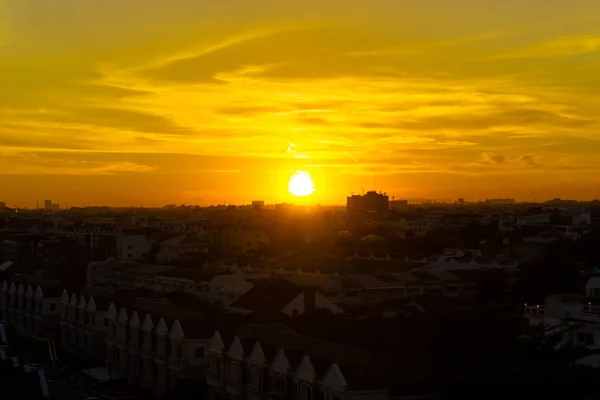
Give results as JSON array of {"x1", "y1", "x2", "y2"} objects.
[
  {"x1": 347, "y1": 191, "x2": 389, "y2": 216},
  {"x1": 44, "y1": 200, "x2": 52, "y2": 210}
]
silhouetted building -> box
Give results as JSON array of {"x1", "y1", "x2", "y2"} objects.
[
  {"x1": 484, "y1": 198, "x2": 515, "y2": 205},
  {"x1": 545, "y1": 198, "x2": 578, "y2": 206},
  {"x1": 347, "y1": 191, "x2": 389, "y2": 216},
  {"x1": 44, "y1": 200, "x2": 52, "y2": 210}
]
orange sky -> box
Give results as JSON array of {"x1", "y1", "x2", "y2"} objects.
[{"x1": 1, "y1": 0, "x2": 600, "y2": 207}]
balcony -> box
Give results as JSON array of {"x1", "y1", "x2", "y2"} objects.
[
  {"x1": 247, "y1": 382, "x2": 263, "y2": 397},
  {"x1": 206, "y1": 369, "x2": 223, "y2": 388},
  {"x1": 575, "y1": 304, "x2": 600, "y2": 323}
]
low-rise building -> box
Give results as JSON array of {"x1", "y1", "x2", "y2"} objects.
[
  {"x1": 206, "y1": 324, "x2": 408, "y2": 400},
  {"x1": 524, "y1": 278, "x2": 600, "y2": 367},
  {"x1": 105, "y1": 296, "x2": 220, "y2": 395},
  {"x1": 156, "y1": 233, "x2": 209, "y2": 264},
  {"x1": 0, "y1": 275, "x2": 62, "y2": 339},
  {"x1": 228, "y1": 279, "x2": 344, "y2": 317}
]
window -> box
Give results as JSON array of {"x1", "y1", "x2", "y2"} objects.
[
  {"x1": 345, "y1": 290, "x2": 359, "y2": 297},
  {"x1": 176, "y1": 345, "x2": 183, "y2": 358},
  {"x1": 299, "y1": 383, "x2": 313, "y2": 400},
  {"x1": 587, "y1": 333, "x2": 595, "y2": 346},
  {"x1": 210, "y1": 354, "x2": 222, "y2": 372},
  {"x1": 128, "y1": 254, "x2": 132, "y2": 258},
  {"x1": 128, "y1": 245, "x2": 132, "y2": 250},
  {"x1": 578, "y1": 332, "x2": 595, "y2": 346},
  {"x1": 195, "y1": 347, "x2": 204, "y2": 358},
  {"x1": 273, "y1": 375, "x2": 286, "y2": 395},
  {"x1": 407, "y1": 287, "x2": 420, "y2": 295},
  {"x1": 49, "y1": 304, "x2": 56, "y2": 312},
  {"x1": 250, "y1": 368, "x2": 262, "y2": 390}
]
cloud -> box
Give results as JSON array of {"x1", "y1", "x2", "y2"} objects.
[
  {"x1": 498, "y1": 34, "x2": 600, "y2": 59},
  {"x1": 482, "y1": 153, "x2": 507, "y2": 165},
  {"x1": 29, "y1": 106, "x2": 193, "y2": 136},
  {"x1": 0, "y1": 153, "x2": 157, "y2": 175},
  {"x1": 520, "y1": 154, "x2": 542, "y2": 167}
]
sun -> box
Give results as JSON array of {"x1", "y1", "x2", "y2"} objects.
[{"x1": 288, "y1": 171, "x2": 315, "y2": 197}]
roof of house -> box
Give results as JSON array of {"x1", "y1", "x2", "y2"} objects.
[
  {"x1": 220, "y1": 323, "x2": 409, "y2": 392},
  {"x1": 118, "y1": 263, "x2": 174, "y2": 276},
  {"x1": 229, "y1": 279, "x2": 302, "y2": 313},
  {"x1": 8, "y1": 274, "x2": 61, "y2": 289},
  {"x1": 235, "y1": 324, "x2": 371, "y2": 365},
  {"x1": 159, "y1": 234, "x2": 207, "y2": 247}
]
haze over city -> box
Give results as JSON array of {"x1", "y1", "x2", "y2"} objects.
[{"x1": 2, "y1": 0, "x2": 600, "y2": 207}]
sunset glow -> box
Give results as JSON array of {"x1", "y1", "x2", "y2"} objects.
[{"x1": 1, "y1": 1, "x2": 600, "y2": 206}]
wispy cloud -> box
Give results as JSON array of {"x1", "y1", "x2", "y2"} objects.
[
  {"x1": 497, "y1": 34, "x2": 600, "y2": 59},
  {"x1": 197, "y1": 169, "x2": 242, "y2": 173}
]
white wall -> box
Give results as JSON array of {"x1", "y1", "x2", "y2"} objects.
[
  {"x1": 184, "y1": 340, "x2": 210, "y2": 366},
  {"x1": 41, "y1": 299, "x2": 61, "y2": 315},
  {"x1": 118, "y1": 234, "x2": 152, "y2": 261},
  {"x1": 93, "y1": 311, "x2": 109, "y2": 331}
]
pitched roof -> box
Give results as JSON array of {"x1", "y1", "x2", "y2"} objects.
[
  {"x1": 159, "y1": 234, "x2": 207, "y2": 247},
  {"x1": 236, "y1": 324, "x2": 370, "y2": 365},
  {"x1": 230, "y1": 279, "x2": 302, "y2": 313}
]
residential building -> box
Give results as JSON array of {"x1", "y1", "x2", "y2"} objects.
[
  {"x1": 484, "y1": 198, "x2": 515, "y2": 205},
  {"x1": 105, "y1": 296, "x2": 219, "y2": 395},
  {"x1": 499, "y1": 213, "x2": 517, "y2": 232},
  {"x1": 517, "y1": 213, "x2": 551, "y2": 227},
  {"x1": 0, "y1": 275, "x2": 62, "y2": 339},
  {"x1": 424, "y1": 209, "x2": 447, "y2": 230},
  {"x1": 206, "y1": 324, "x2": 406, "y2": 400},
  {"x1": 228, "y1": 279, "x2": 344, "y2": 317},
  {"x1": 286, "y1": 269, "x2": 483, "y2": 305},
  {"x1": 117, "y1": 230, "x2": 153, "y2": 261},
  {"x1": 209, "y1": 227, "x2": 270, "y2": 256},
  {"x1": 59, "y1": 287, "x2": 115, "y2": 357},
  {"x1": 156, "y1": 233, "x2": 209, "y2": 263},
  {"x1": 524, "y1": 278, "x2": 600, "y2": 367},
  {"x1": 347, "y1": 191, "x2": 389, "y2": 217},
  {"x1": 86, "y1": 259, "x2": 199, "y2": 294}
]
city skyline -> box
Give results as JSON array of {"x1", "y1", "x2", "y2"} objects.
[{"x1": 2, "y1": 1, "x2": 600, "y2": 205}]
